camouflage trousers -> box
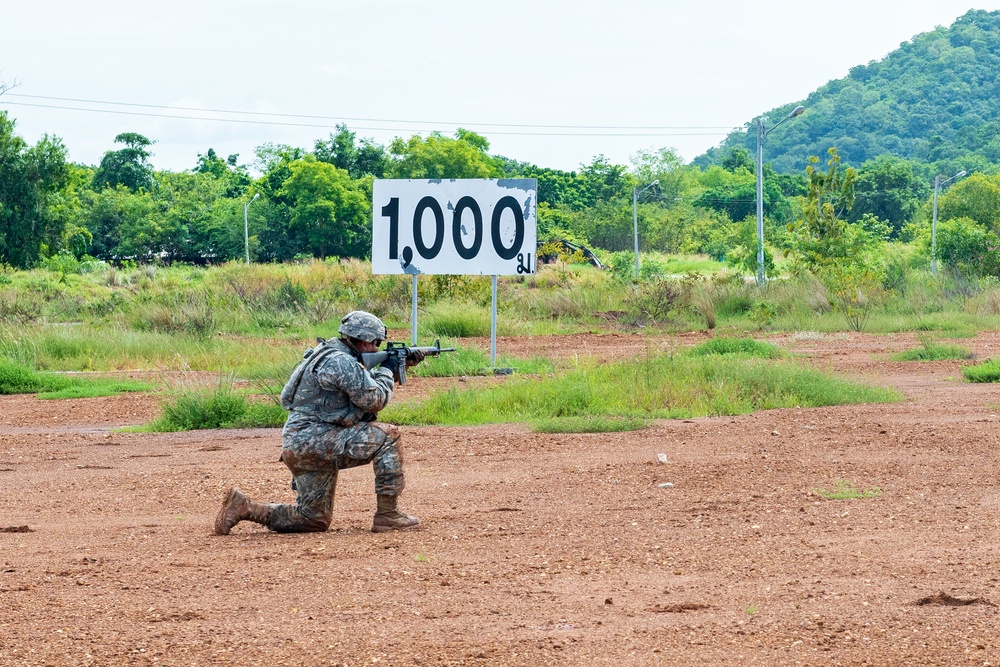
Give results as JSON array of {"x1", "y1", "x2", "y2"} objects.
[{"x1": 266, "y1": 412, "x2": 405, "y2": 533}]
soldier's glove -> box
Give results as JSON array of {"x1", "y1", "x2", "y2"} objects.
[
  {"x1": 406, "y1": 349, "x2": 426, "y2": 367},
  {"x1": 380, "y1": 354, "x2": 403, "y2": 378}
]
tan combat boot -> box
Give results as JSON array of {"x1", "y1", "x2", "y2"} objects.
[
  {"x1": 372, "y1": 494, "x2": 420, "y2": 533},
  {"x1": 214, "y1": 487, "x2": 270, "y2": 535}
]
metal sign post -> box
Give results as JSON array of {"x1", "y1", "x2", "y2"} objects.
[
  {"x1": 411, "y1": 274, "x2": 418, "y2": 345},
  {"x1": 490, "y1": 275, "x2": 498, "y2": 365}
]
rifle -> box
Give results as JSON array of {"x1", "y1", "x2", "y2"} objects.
[{"x1": 361, "y1": 339, "x2": 456, "y2": 385}]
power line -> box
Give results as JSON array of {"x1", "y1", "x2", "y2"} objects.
[{"x1": 1, "y1": 93, "x2": 738, "y2": 135}]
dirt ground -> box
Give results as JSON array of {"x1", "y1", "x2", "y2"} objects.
[{"x1": 3, "y1": 330, "x2": 1000, "y2": 666}]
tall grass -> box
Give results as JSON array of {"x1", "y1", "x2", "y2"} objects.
[
  {"x1": 962, "y1": 358, "x2": 1000, "y2": 383},
  {"x1": 685, "y1": 337, "x2": 781, "y2": 358},
  {"x1": 0, "y1": 358, "x2": 152, "y2": 398},
  {"x1": 143, "y1": 375, "x2": 287, "y2": 431},
  {"x1": 0, "y1": 323, "x2": 304, "y2": 372},
  {"x1": 5, "y1": 257, "x2": 1000, "y2": 378},
  {"x1": 893, "y1": 336, "x2": 974, "y2": 361}
]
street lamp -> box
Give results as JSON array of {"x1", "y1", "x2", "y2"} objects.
[
  {"x1": 931, "y1": 170, "x2": 966, "y2": 276},
  {"x1": 244, "y1": 192, "x2": 260, "y2": 265},
  {"x1": 632, "y1": 179, "x2": 659, "y2": 279},
  {"x1": 756, "y1": 105, "x2": 805, "y2": 286}
]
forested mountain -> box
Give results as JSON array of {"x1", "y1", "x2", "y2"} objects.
[{"x1": 695, "y1": 9, "x2": 1000, "y2": 174}]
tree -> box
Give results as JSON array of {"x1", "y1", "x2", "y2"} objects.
[
  {"x1": 78, "y1": 185, "x2": 157, "y2": 261},
  {"x1": 314, "y1": 125, "x2": 387, "y2": 179},
  {"x1": 388, "y1": 129, "x2": 501, "y2": 179},
  {"x1": 154, "y1": 170, "x2": 236, "y2": 262},
  {"x1": 49, "y1": 163, "x2": 94, "y2": 258},
  {"x1": 930, "y1": 216, "x2": 1000, "y2": 279},
  {"x1": 193, "y1": 148, "x2": 252, "y2": 197},
  {"x1": 0, "y1": 111, "x2": 70, "y2": 268},
  {"x1": 789, "y1": 148, "x2": 860, "y2": 270},
  {"x1": 721, "y1": 147, "x2": 755, "y2": 173},
  {"x1": 630, "y1": 146, "x2": 691, "y2": 206},
  {"x1": 495, "y1": 158, "x2": 591, "y2": 210},
  {"x1": 279, "y1": 156, "x2": 370, "y2": 259},
  {"x1": 693, "y1": 162, "x2": 791, "y2": 223},
  {"x1": 935, "y1": 172, "x2": 1000, "y2": 233},
  {"x1": 93, "y1": 132, "x2": 155, "y2": 191},
  {"x1": 254, "y1": 143, "x2": 307, "y2": 205},
  {"x1": 849, "y1": 155, "x2": 930, "y2": 236},
  {"x1": 578, "y1": 155, "x2": 631, "y2": 206}
]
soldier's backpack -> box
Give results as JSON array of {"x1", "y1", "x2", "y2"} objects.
[{"x1": 279, "y1": 338, "x2": 338, "y2": 410}]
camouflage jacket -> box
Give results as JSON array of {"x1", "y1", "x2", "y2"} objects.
[{"x1": 281, "y1": 338, "x2": 394, "y2": 426}]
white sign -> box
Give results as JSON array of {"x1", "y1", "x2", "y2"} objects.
[{"x1": 372, "y1": 179, "x2": 537, "y2": 275}]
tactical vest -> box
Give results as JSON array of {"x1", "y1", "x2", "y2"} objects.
[{"x1": 280, "y1": 339, "x2": 370, "y2": 426}]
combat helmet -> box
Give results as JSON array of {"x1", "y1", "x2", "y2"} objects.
[{"x1": 338, "y1": 310, "x2": 387, "y2": 343}]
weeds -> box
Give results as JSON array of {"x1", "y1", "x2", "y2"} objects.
[
  {"x1": 531, "y1": 416, "x2": 651, "y2": 433},
  {"x1": 893, "y1": 336, "x2": 974, "y2": 361},
  {"x1": 812, "y1": 479, "x2": 882, "y2": 500},
  {"x1": 962, "y1": 357, "x2": 1000, "y2": 383},
  {"x1": 145, "y1": 375, "x2": 287, "y2": 431},
  {"x1": 685, "y1": 337, "x2": 781, "y2": 359},
  {"x1": 0, "y1": 358, "x2": 152, "y2": 397}
]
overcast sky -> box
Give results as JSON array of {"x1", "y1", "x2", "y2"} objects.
[{"x1": 2, "y1": 1, "x2": 998, "y2": 174}]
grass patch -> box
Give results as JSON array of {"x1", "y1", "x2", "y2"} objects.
[
  {"x1": 0, "y1": 358, "x2": 152, "y2": 397},
  {"x1": 893, "y1": 336, "x2": 974, "y2": 362},
  {"x1": 0, "y1": 323, "x2": 304, "y2": 373},
  {"x1": 422, "y1": 303, "x2": 492, "y2": 338},
  {"x1": 38, "y1": 378, "x2": 154, "y2": 399},
  {"x1": 812, "y1": 479, "x2": 882, "y2": 500},
  {"x1": 530, "y1": 415, "x2": 652, "y2": 433},
  {"x1": 685, "y1": 337, "x2": 781, "y2": 358},
  {"x1": 384, "y1": 353, "x2": 900, "y2": 426},
  {"x1": 962, "y1": 357, "x2": 1000, "y2": 383},
  {"x1": 0, "y1": 358, "x2": 69, "y2": 394},
  {"x1": 143, "y1": 377, "x2": 287, "y2": 431}
]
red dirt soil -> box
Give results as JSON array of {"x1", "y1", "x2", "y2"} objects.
[{"x1": 2, "y1": 331, "x2": 1000, "y2": 666}]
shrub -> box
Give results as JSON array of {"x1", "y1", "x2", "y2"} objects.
[
  {"x1": 0, "y1": 289, "x2": 43, "y2": 324},
  {"x1": 933, "y1": 217, "x2": 1000, "y2": 279},
  {"x1": 625, "y1": 278, "x2": 686, "y2": 323},
  {"x1": 894, "y1": 335, "x2": 973, "y2": 361},
  {"x1": 0, "y1": 359, "x2": 61, "y2": 394},
  {"x1": 962, "y1": 358, "x2": 1000, "y2": 383}
]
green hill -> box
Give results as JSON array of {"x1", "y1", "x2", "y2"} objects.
[{"x1": 694, "y1": 9, "x2": 1000, "y2": 173}]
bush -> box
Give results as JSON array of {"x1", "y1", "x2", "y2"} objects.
[
  {"x1": 151, "y1": 383, "x2": 272, "y2": 431},
  {"x1": 0, "y1": 359, "x2": 62, "y2": 394},
  {"x1": 894, "y1": 336, "x2": 973, "y2": 361},
  {"x1": 933, "y1": 217, "x2": 1000, "y2": 279},
  {"x1": 962, "y1": 358, "x2": 1000, "y2": 383},
  {"x1": 40, "y1": 251, "x2": 83, "y2": 276},
  {"x1": 0, "y1": 289, "x2": 43, "y2": 324},
  {"x1": 625, "y1": 279, "x2": 686, "y2": 323}
]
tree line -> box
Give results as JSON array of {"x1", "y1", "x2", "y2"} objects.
[{"x1": 3, "y1": 106, "x2": 1000, "y2": 286}]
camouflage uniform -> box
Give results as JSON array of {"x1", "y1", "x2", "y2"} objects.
[
  {"x1": 214, "y1": 310, "x2": 421, "y2": 536},
  {"x1": 267, "y1": 338, "x2": 402, "y2": 532}
]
